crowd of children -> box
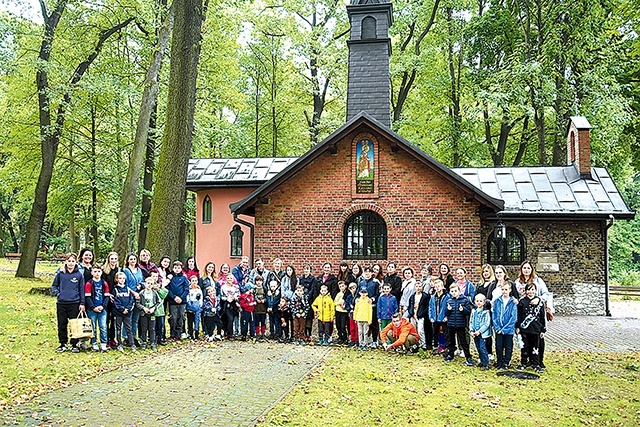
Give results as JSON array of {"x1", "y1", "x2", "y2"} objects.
[{"x1": 52, "y1": 251, "x2": 552, "y2": 372}]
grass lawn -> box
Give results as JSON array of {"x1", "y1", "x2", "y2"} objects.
[{"x1": 261, "y1": 349, "x2": 640, "y2": 426}]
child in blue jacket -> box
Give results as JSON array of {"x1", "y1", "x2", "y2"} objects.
[
  {"x1": 52, "y1": 253, "x2": 86, "y2": 353},
  {"x1": 492, "y1": 281, "x2": 518, "y2": 369},
  {"x1": 167, "y1": 261, "x2": 190, "y2": 341},
  {"x1": 444, "y1": 283, "x2": 472, "y2": 365},
  {"x1": 428, "y1": 279, "x2": 450, "y2": 353},
  {"x1": 112, "y1": 272, "x2": 136, "y2": 352},
  {"x1": 469, "y1": 294, "x2": 492, "y2": 369}
]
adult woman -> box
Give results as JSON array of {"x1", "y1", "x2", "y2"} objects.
[
  {"x1": 437, "y1": 263, "x2": 455, "y2": 289},
  {"x1": 78, "y1": 248, "x2": 94, "y2": 283},
  {"x1": 351, "y1": 263, "x2": 363, "y2": 285},
  {"x1": 316, "y1": 262, "x2": 338, "y2": 299},
  {"x1": 488, "y1": 265, "x2": 519, "y2": 303},
  {"x1": 372, "y1": 263, "x2": 384, "y2": 288},
  {"x1": 454, "y1": 267, "x2": 476, "y2": 302},
  {"x1": 266, "y1": 258, "x2": 285, "y2": 288},
  {"x1": 183, "y1": 256, "x2": 200, "y2": 280},
  {"x1": 476, "y1": 264, "x2": 495, "y2": 301},
  {"x1": 157, "y1": 256, "x2": 172, "y2": 287},
  {"x1": 123, "y1": 252, "x2": 144, "y2": 343},
  {"x1": 515, "y1": 260, "x2": 552, "y2": 371},
  {"x1": 155, "y1": 255, "x2": 172, "y2": 345},
  {"x1": 399, "y1": 266, "x2": 416, "y2": 316},
  {"x1": 202, "y1": 262, "x2": 218, "y2": 295},
  {"x1": 337, "y1": 260, "x2": 355, "y2": 286},
  {"x1": 102, "y1": 252, "x2": 120, "y2": 349},
  {"x1": 419, "y1": 263, "x2": 434, "y2": 347},
  {"x1": 281, "y1": 265, "x2": 298, "y2": 300},
  {"x1": 138, "y1": 249, "x2": 158, "y2": 279},
  {"x1": 299, "y1": 263, "x2": 317, "y2": 340}
]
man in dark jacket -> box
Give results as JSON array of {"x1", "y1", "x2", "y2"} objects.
[{"x1": 52, "y1": 253, "x2": 85, "y2": 353}]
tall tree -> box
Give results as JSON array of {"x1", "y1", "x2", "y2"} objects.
[
  {"x1": 145, "y1": 0, "x2": 206, "y2": 260},
  {"x1": 16, "y1": 1, "x2": 132, "y2": 277},
  {"x1": 113, "y1": 2, "x2": 173, "y2": 258}
]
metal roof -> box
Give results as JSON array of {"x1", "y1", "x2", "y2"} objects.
[
  {"x1": 452, "y1": 166, "x2": 634, "y2": 219},
  {"x1": 186, "y1": 157, "x2": 297, "y2": 188}
]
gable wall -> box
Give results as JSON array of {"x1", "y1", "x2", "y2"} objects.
[{"x1": 253, "y1": 129, "x2": 482, "y2": 271}]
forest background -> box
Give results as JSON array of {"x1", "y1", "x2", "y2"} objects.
[{"x1": 1, "y1": 0, "x2": 640, "y2": 284}]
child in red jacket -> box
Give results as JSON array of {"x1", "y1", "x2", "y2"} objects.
[{"x1": 239, "y1": 287, "x2": 257, "y2": 340}]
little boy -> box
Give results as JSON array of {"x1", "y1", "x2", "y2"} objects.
[
  {"x1": 429, "y1": 279, "x2": 449, "y2": 354},
  {"x1": 291, "y1": 285, "x2": 310, "y2": 344},
  {"x1": 353, "y1": 288, "x2": 373, "y2": 350},
  {"x1": 137, "y1": 275, "x2": 161, "y2": 349},
  {"x1": 239, "y1": 286, "x2": 257, "y2": 340},
  {"x1": 253, "y1": 276, "x2": 268, "y2": 340},
  {"x1": 266, "y1": 280, "x2": 282, "y2": 340},
  {"x1": 377, "y1": 283, "x2": 398, "y2": 331},
  {"x1": 112, "y1": 271, "x2": 136, "y2": 352},
  {"x1": 334, "y1": 281, "x2": 349, "y2": 345},
  {"x1": 186, "y1": 276, "x2": 203, "y2": 340},
  {"x1": 151, "y1": 271, "x2": 168, "y2": 345},
  {"x1": 84, "y1": 264, "x2": 110, "y2": 352},
  {"x1": 312, "y1": 284, "x2": 335, "y2": 345},
  {"x1": 516, "y1": 283, "x2": 547, "y2": 372},
  {"x1": 492, "y1": 282, "x2": 518, "y2": 369},
  {"x1": 167, "y1": 261, "x2": 190, "y2": 341},
  {"x1": 469, "y1": 294, "x2": 492, "y2": 369},
  {"x1": 444, "y1": 283, "x2": 472, "y2": 365}
]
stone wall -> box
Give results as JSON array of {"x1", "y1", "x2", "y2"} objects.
[{"x1": 481, "y1": 220, "x2": 606, "y2": 315}]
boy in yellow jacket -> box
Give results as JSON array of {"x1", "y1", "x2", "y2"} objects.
[
  {"x1": 353, "y1": 288, "x2": 373, "y2": 350},
  {"x1": 312, "y1": 284, "x2": 335, "y2": 345}
]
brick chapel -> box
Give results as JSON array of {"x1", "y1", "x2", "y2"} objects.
[{"x1": 186, "y1": 0, "x2": 634, "y2": 315}]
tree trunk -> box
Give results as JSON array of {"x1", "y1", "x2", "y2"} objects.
[
  {"x1": 113, "y1": 4, "x2": 174, "y2": 258},
  {"x1": 145, "y1": 0, "x2": 206, "y2": 260},
  {"x1": 138, "y1": 104, "x2": 158, "y2": 251},
  {"x1": 16, "y1": 1, "x2": 133, "y2": 277},
  {"x1": 0, "y1": 203, "x2": 19, "y2": 252}
]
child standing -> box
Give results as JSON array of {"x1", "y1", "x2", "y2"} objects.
[
  {"x1": 334, "y1": 281, "x2": 349, "y2": 344},
  {"x1": 469, "y1": 294, "x2": 492, "y2": 369},
  {"x1": 444, "y1": 283, "x2": 472, "y2": 365},
  {"x1": 492, "y1": 282, "x2": 518, "y2": 369},
  {"x1": 186, "y1": 276, "x2": 204, "y2": 340},
  {"x1": 253, "y1": 276, "x2": 268, "y2": 340},
  {"x1": 239, "y1": 286, "x2": 257, "y2": 340},
  {"x1": 137, "y1": 275, "x2": 161, "y2": 349},
  {"x1": 279, "y1": 296, "x2": 293, "y2": 343},
  {"x1": 344, "y1": 282, "x2": 359, "y2": 347},
  {"x1": 152, "y1": 271, "x2": 169, "y2": 345},
  {"x1": 112, "y1": 272, "x2": 136, "y2": 352},
  {"x1": 220, "y1": 274, "x2": 240, "y2": 340},
  {"x1": 84, "y1": 264, "x2": 110, "y2": 352},
  {"x1": 52, "y1": 253, "x2": 85, "y2": 353},
  {"x1": 516, "y1": 283, "x2": 546, "y2": 372},
  {"x1": 377, "y1": 283, "x2": 398, "y2": 331},
  {"x1": 312, "y1": 284, "x2": 335, "y2": 345},
  {"x1": 202, "y1": 286, "x2": 224, "y2": 341},
  {"x1": 291, "y1": 285, "x2": 310, "y2": 344},
  {"x1": 167, "y1": 261, "x2": 189, "y2": 341},
  {"x1": 266, "y1": 280, "x2": 282, "y2": 340},
  {"x1": 407, "y1": 281, "x2": 430, "y2": 350},
  {"x1": 353, "y1": 288, "x2": 373, "y2": 350},
  {"x1": 429, "y1": 279, "x2": 449, "y2": 354}
]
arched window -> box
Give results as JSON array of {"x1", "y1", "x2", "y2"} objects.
[
  {"x1": 343, "y1": 210, "x2": 387, "y2": 260},
  {"x1": 202, "y1": 195, "x2": 212, "y2": 223},
  {"x1": 362, "y1": 16, "x2": 377, "y2": 40},
  {"x1": 230, "y1": 225, "x2": 243, "y2": 257},
  {"x1": 488, "y1": 227, "x2": 525, "y2": 264}
]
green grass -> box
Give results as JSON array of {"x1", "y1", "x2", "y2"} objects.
[
  {"x1": 261, "y1": 351, "x2": 640, "y2": 426},
  {"x1": 0, "y1": 261, "x2": 146, "y2": 407}
]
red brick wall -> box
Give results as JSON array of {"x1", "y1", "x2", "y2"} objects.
[{"x1": 253, "y1": 129, "x2": 482, "y2": 272}]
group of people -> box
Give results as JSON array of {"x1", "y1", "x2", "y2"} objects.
[{"x1": 51, "y1": 250, "x2": 552, "y2": 372}]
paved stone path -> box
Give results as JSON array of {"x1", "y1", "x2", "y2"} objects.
[
  {"x1": 1, "y1": 342, "x2": 329, "y2": 427},
  {"x1": 546, "y1": 314, "x2": 640, "y2": 352}
]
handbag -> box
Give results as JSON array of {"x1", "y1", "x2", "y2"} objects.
[{"x1": 69, "y1": 311, "x2": 94, "y2": 339}]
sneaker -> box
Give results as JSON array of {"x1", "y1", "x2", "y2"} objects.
[
  {"x1": 409, "y1": 344, "x2": 419, "y2": 354},
  {"x1": 100, "y1": 344, "x2": 108, "y2": 352},
  {"x1": 131, "y1": 346, "x2": 137, "y2": 352},
  {"x1": 533, "y1": 365, "x2": 543, "y2": 373},
  {"x1": 117, "y1": 345, "x2": 124, "y2": 353},
  {"x1": 91, "y1": 343, "x2": 99, "y2": 352},
  {"x1": 181, "y1": 333, "x2": 189, "y2": 340},
  {"x1": 444, "y1": 355, "x2": 454, "y2": 362},
  {"x1": 79, "y1": 342, "x2": 88, "y2": 351},
  {"x1": 214, "y1": 335, "x2": 222, "y2": 341},
  {"x1": 481, "y1": 365, "x2": 490, "y2": 371},
  {"x1": 488, "y1": 354, "x2": 495, "y2": 361},
  {"x1": 516, "y1": 365, "x2": 527, "y2": 371},
  {"x1": 207, "y1": 335, "x2": 214, "y2": 342},
  {"x1": 151, "y1": 343, "x2": 157, "y2": 350},
  {"x1": 370, "y1": 342, "x2": 378, "y2": 349},
  {"x1": 158, "y1": 340, "x2": 167, "y2": 346},
  {"x1": 466, "y1": 358, "x2": 474, "y2": 366},
  {"x1": 55, "y1": 344, "x2": 68, "y2": 353},
  {"x1": 322, "y1": 340, "x2": 329, "y2": 346},
  {"x1": 454, "y1": 349, "x2": 463, "y2": 357},
  {"x1": 71, "y1": 345, "x2": 80, "y2": 353}
]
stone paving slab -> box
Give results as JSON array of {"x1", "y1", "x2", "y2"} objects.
[
  {"x1": 1, "y1": 342, "x2": 329, "y2": 427},
  {"x1": 545, "y1": 315, "x2": 640, "y2": 352}
]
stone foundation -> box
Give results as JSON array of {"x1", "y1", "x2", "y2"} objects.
[{"x1": 553, "y1": 282, "x2": 605, "y2": 316}]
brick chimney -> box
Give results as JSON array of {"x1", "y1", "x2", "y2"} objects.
[
  {"x1": 346, "y1": 1, "x2": 393, "y2": 127},
  {"x1": 567, "y1": 116, "x2": 592, "y2": 180}
]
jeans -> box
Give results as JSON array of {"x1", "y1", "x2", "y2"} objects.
[
  {"x1": 268, "y1": 310, "x2": 281, "y2": 338},
  {"x1": 87, "y1": 308, "x2": 108, "y2": 345},
  {"x1": 138, "y1": 315, "x2": 156, "y2": 345},
  {"x1": 187, "y1": 309, "x2": 202, "y2": 338},
  {"x1": 474, "y1": 335, "x2": 489, "y2": 367},
  {"x1": 241, "y1": 311, "x2": 255, "y2": 338},
  {"x1": 495, "y1": 333, "x2": 514, "y2": 368}
]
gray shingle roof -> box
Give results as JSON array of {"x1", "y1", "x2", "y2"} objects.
[
  {"x1": 452, "y1": 166, "x2": 634, "y2": 218},
  {"x1": 186, "y1": 158, "x2": 297, "y2": 188}
]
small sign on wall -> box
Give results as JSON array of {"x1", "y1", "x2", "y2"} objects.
[{"x1": 537, "y1": 252, "x2": 559, "y2": 272}]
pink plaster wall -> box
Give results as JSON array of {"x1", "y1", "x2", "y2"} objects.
[{"x1": 194, "y1": 187, "x2": 256, "y2": 269}]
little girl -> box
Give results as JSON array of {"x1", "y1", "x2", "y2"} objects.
[
  {"x1": 428, "y1": 279, "x2": 450, "y2": 353},
  {"x1": 516, "y1": 283, "x2": 546, "y2": 372},
  {"x1": 186, "y1": 276, "x2": 203, "y2": 340},
  {"x1": 220, "y1": 274, "x2": 240, "y2": 339},
  {"x1": 202, "y1": 286, "x2": 223, "y2": 341}
]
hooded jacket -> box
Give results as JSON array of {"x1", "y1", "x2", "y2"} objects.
[
  {"x1": 312, "y1": 294, "x2": 335, "y2": 322},
  {"x1": 429, "y1": 292, "x2": 450, "y2": 322},
  {"x1": 380, "y1": 318, "x2": 419, "y2": 348},
  {"x1": 167, "y1": 271, "x2": 189, "y2": 305},
  {"x1": 52, "y1": 265, "x2": 85, "y2": 304},
  {"x1": 492, "y1": 295, "x2": 518, "y2": 335}
]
